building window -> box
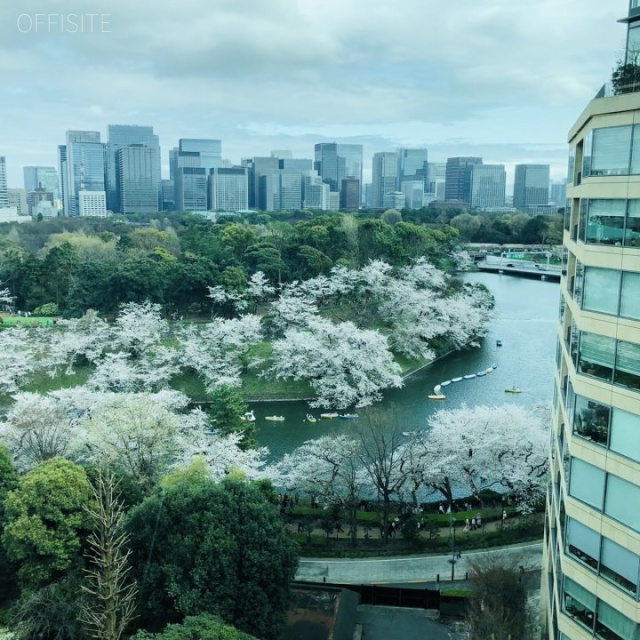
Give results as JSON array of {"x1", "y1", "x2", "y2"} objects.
[
  {"x1": 588, "y1": 126, "x2": 632, "y2": 176},
  {"x1": 624, "y1": 199, "x2": 640, "y2": 247},
  {"x1": 599, "y1": 537, "x2": 640, "y2": 598},
  {"x1": 620, "y1": 271, "x2": 640, "y2": 320},
  {"x1": 569, "y1": 458, "x2": 605, "y2": 509},
  {"x1": 566, "y1": 517, "x2": 600, "y2": 570},
  {"x1": 578, "y1": 332, "x2": 616, "y2": 382},
  {"x1": 604, "y1": 474, "x2": 640, "y2": 532},
  {"x1": 563, "y1": 575, "x2": 596, "y2": 631},
  {"x1": 585, "y1": 199, "x2": 627, "y2": 245},
  {"x1": 609, "y1": 407, "x2": 640, "y2": 463},
  {"x1": 583, "y1": 267, "x2": 620, "y2": 315},
  {"x1": 573, "y1": 396, "x2": 610, "y2": 446},
  {"x1": 613, "y1": 340, "x2": 640, "y2": 391},
  {"x1": 595, "y1": 598, "x2": 636, "y2": 640}
]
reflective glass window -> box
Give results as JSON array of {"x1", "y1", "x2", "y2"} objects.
[
  {"x1": 578, "y1": 332, "x2": 616, "y2": 382},
  {"x1": 620, "y1": 271, "x2": 640, "y2": 320},
  {"x1": 566, "y1": 517, "x2": 600, "y2": 570},
  {"x1": 609, "y1": 407, "x2": 640, "y2": 463},
  {"x1": 595, "y1": 598, "x2": 636, "y2": 640},
  {"x1": 604, "y1": 474, "x2": 640, "y2": 532},
  {"x1": 573, "y1": 396, "x2": 610, "y2": 446},
  {"x1": 563, "y1": 575, "x2": 596, "y2": 630},
  {"x1": 590, "y1": 126, "x2": 632, "y2": 176},
  {"x1": 583, "y1": 267, "x2": 620, "y2": 315},
  {"x1": 624, "y1": 199, "x2": 640, "y2": 247},
  {"x1": 569, "y1": 458, "x2": 606, "y2": 510},
  {"x1": 600, "y1": 536, "x2": 639, "y2": 597},
  {"x1": 614, "y1": 339, "x2": 640, "y2": 391},
  {"x1": 586, "y1": 200, "x2": 626, "y2": 245}
]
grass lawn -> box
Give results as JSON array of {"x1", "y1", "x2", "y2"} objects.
[{"x1": 0, "y1": 314, "x2": 58, "y2": 326}]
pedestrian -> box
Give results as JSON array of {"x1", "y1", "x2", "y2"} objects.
[
  {"x1": 464, "y1": 518, "x2": 470, "y2": 532},
  {"x1": 502, "y1": 509, "x2": 507, "y2": 522},
  {"x1": 438, "y1": 504, "x2": 445, "y2": 514},
  {"x1": 471, "y1": 517, "x2": 477, "y2": 530},
  {"x1": 476, "y1": 513, "x2": 482, "y2": 529}
]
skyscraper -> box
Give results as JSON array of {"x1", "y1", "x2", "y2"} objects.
[
  {"x1": 371, "y1": 152, "x2": 398, "y2": 208},
  {"x1": 0, "y1": 157, "x2": 8, "y2": 208},
  {"x1": 208, "y1": 167, "x2": 248, "y2": 212},
  {"x1": 398, "y1": 148, "x2": 429, "y2": 185},
  {"x1": 314, "y1": 143, "x2": 363, "y2": 193},
  {"x1": 427, "y1": 162, "x2": 446, "y2": 201},
  {"x1": 171, "y1": 139, "x2": 222, "y2": 211},
  {"x1": 245, "y1": 157, "x2": 279, "y2": 210},
  {"x1": 23, "y1": 166, "x2": 59, "y2": 204},
  {"x1": 116, "y1": 145, "x2": 161, "y2": 214},
  {"x1": 340, "y1": 177, "x2": 360, "y2": 210},
  {"x1": 513, "y1": 164, "x2": 550, "y2": 212},
  {"x1": 470, "y1": 164, "x2": 506, "y2": 209},
  {"x1": 444, "y1": 157, "x2": 482, "y2": 205},
  {"x1": 541, "y1": 4, "x2": 640, "y2": 639},
  {"x1": 63, "y1": 131, "x2": 106, "y2": 217},
  {"x1": 107, "y1": 125, "x2": 160, "y2": 213}
]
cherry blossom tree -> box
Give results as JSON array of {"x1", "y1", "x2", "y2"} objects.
[
  {"x1": 177, "y1": 315, "x2": 262, "y2": 391},
  {"x1": 0, "y1": 327, "x2": 38, "y2": 394},
  {"x1": 426, "y1": 404, "x2": 549, "y2": 512},
  {"x1": 111, "y1": 302, "x2": 169, "y2": 359},
  {"x1": 268, "y1": 317, "x2": 402, "y2": 408}
]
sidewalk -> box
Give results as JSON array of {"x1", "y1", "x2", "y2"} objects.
[{"x1": 296, "y1": 541, "x2": 543, "y2": 585}]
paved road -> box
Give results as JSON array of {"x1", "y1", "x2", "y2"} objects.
[{"x1": 296, "y1": 541, "x2": 543, "y2": 585}]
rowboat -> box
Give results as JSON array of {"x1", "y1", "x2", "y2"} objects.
[
  {"x1": 306, "y1": 414, "x2": 317, "y2": 423},
  {"x1": 428, "y1": 394, "x2": 446, "y2": 400},
  {"x1": 320, "y1": 412, "x2": 339, "y2": 419},
  {"x1": 463, "y1": 374, "x2": 476, "y2": 380},
  {"x1": 451, "y1": 377, "x2": 463, "y2": 383},
  {"x1": 265, "y1": 415, "x2": 285, "y2": 422},
  {"x1": 440, "y1": 380, "x2": 451, "y2": 387},
  {"x1": 339, "y1": 413, "x2": 359, "y2": 419},
  {"x1": 504, "y1": 387, "x2": 522, "y2": 394},
  {"x1": 485, "y1": 367, "x2": 494, "y2": 374},
  {"x1": 476, "y1": 371, "x2": 487, "y2": 377}
]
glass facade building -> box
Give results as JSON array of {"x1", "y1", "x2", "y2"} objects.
[
  {"x1": 541, "y1": 6, "x2": 640, "y2": 639},
  {"x1": 63, "y1": 131, "x2": 106, "y2": 217}
]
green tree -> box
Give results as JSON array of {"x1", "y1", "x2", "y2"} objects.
[
  {"x1": 126, "y1": 474, "x2": 298, "y2": 640},
  {"x1": 132, "y1": 614, "x2": 258, "y2": 640},
  {"x1": 220, "y1": 224, "x2": 258, "y2": 260},
  {"x1": 207, "y1": 386, "x2": 255, "y2": 450},
  {"x1": 2, "y1": 458, "x2": 93, "y2": 589},
  {"x1": 520, "y1": 215, "x2": 549, "y2": 244},
  {"x1": 0, "y1": 446, "x2": 18, "y2": 600}
]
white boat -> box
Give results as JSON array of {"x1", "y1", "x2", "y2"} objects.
[
  {"x1": 476, "y1": 370, "x2": 487, "y2": 377},
  {"x1": 339, "y1": 413, "x2": 359, "y2": 419},
  {"x1": 434, "y1": 384, "x2": 442, "y2": 392},
  {"x1": 492, "y1": 362, "x2": 498, "y2": 369},
  {"x1": 240, "y1": 410, "x2": 256, "y2": 422},
  {"x1": 320, "y1": 412, "x2": 339, "y2": 419},
  {"x1": 306, "y1": 414, "x2": 317, "y2": 423},
  {"x1": 463, "y1": 374, "x2": 476, "y2": 380},
  {"x1": 440, "y1": 380, "x2": 451, "y2": 387},
  {"x1": 451, "y1": 377, "x2": 463, "y2": 383},
  {"x1": 265, "y1": 415, "x2": 285, "y2": 422},
  {"x1": 428, "y1": 394, "x2": 446, "y2": 400}
]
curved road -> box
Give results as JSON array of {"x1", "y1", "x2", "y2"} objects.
[{"x1": 296, "y1": 541, "x2": 543, "y2": 585}]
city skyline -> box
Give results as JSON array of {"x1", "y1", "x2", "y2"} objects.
[{"x1": 0, "y1": 0, "x2": 627, "y2": 187}]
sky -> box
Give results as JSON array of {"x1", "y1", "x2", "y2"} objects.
[{"x1": 0, "y1": 0, "x2": 629, "y2": 189}]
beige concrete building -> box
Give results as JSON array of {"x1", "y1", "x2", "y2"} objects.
[{"x1": 541, "y1": 4, "x2": 640, "y2": 639}]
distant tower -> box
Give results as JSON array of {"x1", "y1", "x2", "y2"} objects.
[
  {"x1": 371, "y1": 152, "x2": 398, "y2": 208},
  {"x1": 513, "y1": 164, "x2": 550, "y2": 212},
  {"x1": 445, "y1": 157, "x2": 482, "y2": 205},
  {"x1": 0, "y1": 156, "x2": 8, "y2": 208}
]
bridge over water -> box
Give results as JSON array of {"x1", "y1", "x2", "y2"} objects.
[{"x1": 476, "y1": 258, "x2": 561, "y2": 282}]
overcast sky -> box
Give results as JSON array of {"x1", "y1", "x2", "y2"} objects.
[{"x1": 0, "y1": 0, "x2": 628, "y2": 188}]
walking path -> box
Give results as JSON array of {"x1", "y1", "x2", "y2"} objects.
[{"x1": 296, "y1": 541, "x2": 543, "y2": 585}]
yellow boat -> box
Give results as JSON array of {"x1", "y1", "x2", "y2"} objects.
[
  {"x1": 428, "y1": 394, "x2": 447, "y2": 400},
  {"x1": 504, "y1": 387, "x2": 522, "y2": 394}
]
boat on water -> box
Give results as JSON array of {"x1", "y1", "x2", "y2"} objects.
[
  {"x1": 320, "y1": 412, "x2": 339, "y2": 419},
  {"x1": 505, "y1": 387, "x2": 522, "y2": 394},
  {"x1": 492, "y1": 362, "x2": 498, "y2": 369},
  {"x1": 240, "y1": 410, "x2": 256, "y2": 422},
  {"x1": 476, "y1": 370, "x2": 487, "y2": 377},
  {"x1": 306, "y1": 414, "x2": 317, "y2": 423},
  {"x1": 496, "y1": 340, "x2": 503, "y2": 347},
  {"x1": 428, "y1": 394, "x2": 446, "y2": 400},
  {"x1": 440, "y1": 380, "x2": 451, "y2": 387},
  {"x1": 265, "y1": 415, "x2": 285, "y2": 421},
  {"x1": 451, "y1": 377, "x2": 464, "y2": 383},
  {"x1": 463, "y1": 374, "x2": 476, "y2": 380},
  {"x1": 339, "y1": 413, "x2": 359, "y2": 419},
  {"x1": 434, "y1": 384, "x2": 442, "y2": 392}
]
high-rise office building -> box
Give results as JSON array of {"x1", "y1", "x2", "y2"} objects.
[
  {"x1": 246, "y1": 157, "x2": 280, "y2": 210},
  {"x1": 550, "y1": 180, "x2": 568, "y2": 207},
  {"x1": 427, "y1": 162, "x2": 446, "y2": 200},
  {"x1": 8, "y1": 189, "x2": 28, "y2": 216},
  {"x1": 303, "y1": 171, "x2": 330, "y2": 209},
  {"x1": 400, "y1": 179, "x2": 425, "y2": 210},
  {"x1": 541, "y1": 4, "x2": 640, "y2": 639},
  {"x1": 171, "y1": 139, "x2": 222, "y2": 211},
  {"x1": 0, "y1": 156, "x2": 8, "y2": 208},
  {"x1": 444, "y1": 157, "x2": 483, "y2": 205},
  {"x1": 107, "y1": 125, "x2": 160, "y2": 213},
  {"x1": 208, "y1": 167, "x2": 248, "y2": 212},
  {"x1": 470, "y1": 164, "x2": 506, "y2": 209},
  {"x1": 23, "y1": 166, "x2": 59, "y2": 204},
  {"x1": 116, "y1": 145, "x2": 161, "y2": 214},
  {"x1": 314, "y1": 143, "x2": 363, "y2": 193},
  {"x1": 371, "y1": 152, "x2": 398, "y2": 208},
  {"x1": 63, "y1": 131, "x2": 106, "y2": 217},
  {"x1": 340, "y1": 177, "x2": 360, "y2": 210},
  {"x1": 78, "y1": 191, "x2": 107, "y2": 217},
  {"x1": 398, "y1": 148, "x2": 429, "y2": 186},
  {"x1": 513, "y1": 164, "x2": 550, "y2": 212}
]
